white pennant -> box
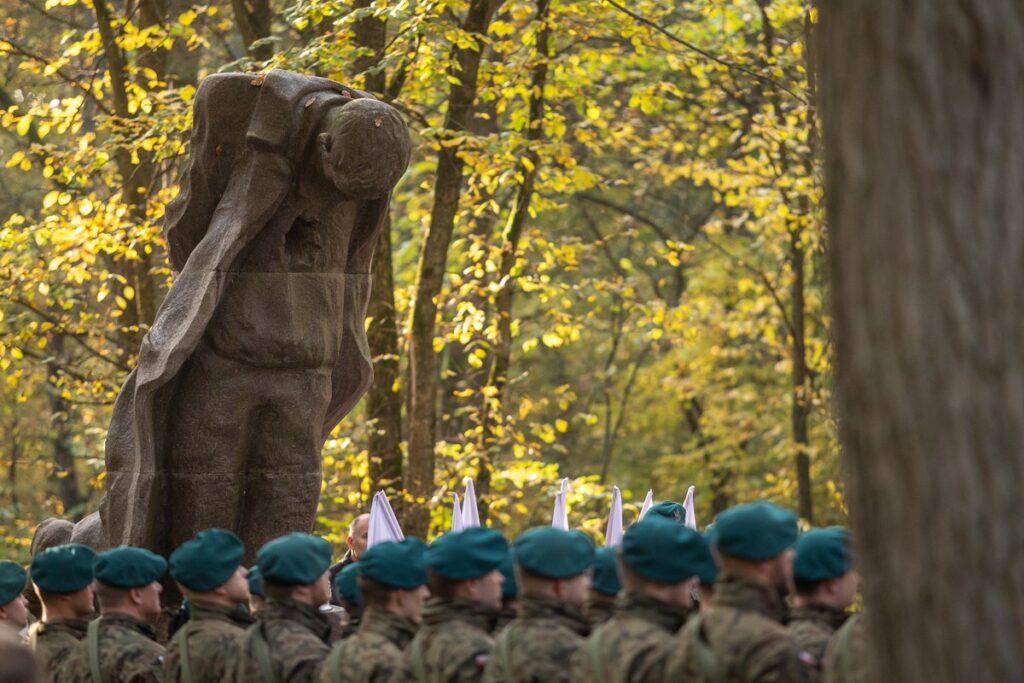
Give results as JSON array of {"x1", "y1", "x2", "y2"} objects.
[
  {"x1": 683, "y1": 485, "x2": 697, "y2": 530},
  {"x1": 638, "y1": 489, "x2": 654, "y2": 521},
  {"x1": 551, "y1": 478, "x2": 570, "y2": 530},
  {"x1": 367, "y1": 490, "x2": 405, "y2": 549},
  {"x1": 462, "y1": 478, "x2": 481, "y2": 528},
  {"x1": 605, "y1": 485, "x2": 623, "y2": 547},
  {"x1": 451, "y1": 492, "x2": 464, "y2": 532}
]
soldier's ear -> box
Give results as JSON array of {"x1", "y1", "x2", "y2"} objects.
[{"x1": 318, "y1": 132, "x2": 333, "y2": 154}]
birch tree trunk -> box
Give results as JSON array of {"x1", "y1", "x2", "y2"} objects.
[{"x1": 820, "y1": 2, "x2": 1024, "y2": 680}]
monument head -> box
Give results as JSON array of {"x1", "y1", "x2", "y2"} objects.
[{"x1": 318, "y1": 99, "x2": 412, "y2": 201}]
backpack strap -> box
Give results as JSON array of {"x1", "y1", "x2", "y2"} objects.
[
  {"x1": 251, "y1": 622, "x2": 278, "y2": 683},
  {"x1": 588, "y1": 627, "x2": 609, "y2": 681},
  {"x1": 86, "y1": 619, "x2": 107, "y2": 683},
  {"x1": 173, "y1": 622, "x2": 194, "y2": 683},
  {"x1": 410, "y1": 635, "x2": 428, "y2": 683},
  {"x1": 493, "y1": 628, "x2": 514, "y2": 679},
  {"x1": 686, "y1": 616, "x2": 725, "y2": 683}
]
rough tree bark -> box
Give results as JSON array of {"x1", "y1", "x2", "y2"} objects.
[
  {"x1": 351, "y1": 1, "x2": 405, "y2": 502},
  {"x1": 821, "y1": 2, "x2": 1024, "y2": 681},
  {"x1": 406, "y1": 0, "x2": 497, "y2": 537}
]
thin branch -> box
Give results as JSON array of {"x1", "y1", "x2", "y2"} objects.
[
  {"x1": 603, "y1": 0, "x2": 807, "y2": 104},
  {"x1": 0, "y1": 39, "x2": 114, "y2": 116}
]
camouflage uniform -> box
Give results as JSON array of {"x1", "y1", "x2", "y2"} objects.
[
  {"x1": 163, "y1": 601, "x2": 254, "y2": 683},
  {"x1": 494, "y1": 605, "x2": 516, "y2": 634},
  {"x1": 483, "y1": 594, "x2": 589, "y2": 683},
  {"x1": 584, "y1": 593, "x2": 616, "y2": 628},
  {"x1": 785, "y1": 604, "x2": 849, "y2": 680},
  {"x1": 28, "y1": 617, "x2": 89, "y2": 678},
  {"x1": 405, "y1": 597, "x2": 498, "y2": 683},
  {"x1": 661, "y1": 576, "x2": 812, "y2": 683},
  {"x1": 56, "y1": 613, "x2": 166, "y2": 683},
  {"x1": 822, "y1": 613, "x2": 866, "y2": 683},
  {"x1": 573, "y1": 592, "x2": 691, "y2": 683},
  {"x1": 228, "y1": 598, "x2": 332, "y2": 683},
  {"x1": 319, "y1": 606, "x2": 417, "y2": 683}
]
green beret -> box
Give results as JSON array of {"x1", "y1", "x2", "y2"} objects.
[
  {"x1": 513, "y1": 527, "x2": 595, "y2": 579},
  {"x1": 257, "y1": 533, "x2": 332, "y2": 586},
  {"x1": 0, "y1": 561, "x2": 27, "y2": 605},
  {"x1": 94, "y1": 546, "x2": 167, "y2": 588},
  {"x1": 591, "y1": 547, "x2": 621, "y2": 596},
  {"x1": 426, "y1": 527, "x2": 508, "y2": 580},
  {"x1": 794, "y1": 527, "x2": 853, "y2": 582},
  {"x1": 247, "y1": 566, "x2": 264, "y2": 598},
  {"x1": 646, "y1": 501, "x2": 685, "y2": 524},
  {"x1": 499, "y1": 554, "x2": 518, "y2": 599},
  {"x1": 170, "y1": 528, "x2": 244, "y2": 592},
  {"x1": 711, "y1": 501, "x2": 798, "y2": 560},
  {"x1": 360, "y1": 538, "x2": 427, "y2": 589},
  {"x1": 31, "y1": 544, "x2": 95, "y2": 594},
  {"x1": 623, "y1": 518, "x2": 708, "y2": 583},
  {"x1": 334, "y1": 563, "x2": 362, "y2": 605}
]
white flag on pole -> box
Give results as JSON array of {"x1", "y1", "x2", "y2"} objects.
[
  {"x1": 451, "y1": 493, "x2": 464, "y2": 532},
  {"x1": 683, "y1": 486, "x2": 697, "y2": 530},
  {"x1": 367, "y1": 490, "x2": 405, "y2": 549},
  {"x1": 605, "y1": 485, "x2": 623, "y2": 547},
  {"x1": 462, "y1": 478, "x2": 481, "y2": 528},
  {"x1": 551, "y1": 478, "x2": 570, "y2": 530},
  {"x1": 638, "y1": 489, "x2": 654, "y2": 521}
]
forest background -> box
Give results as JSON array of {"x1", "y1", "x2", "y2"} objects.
[{"x1": 0, "y1": 0, "x2": 837, "y2": 558}]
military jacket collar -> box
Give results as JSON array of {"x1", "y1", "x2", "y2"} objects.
[
  {"x1": 360, "y1": 607, "x2": 418, "y2": 650},
  {"x1": 99, "y1": 612, "x2": 159, "y2": 640},
  {"x1": 189, "y1": 600, "x2": 256, "y2": 628},
  {"x1": 789, "y1": 603, "x2": 849, "y2": 631},
  {"x1": 38, "y1": 617, "x2": 91, "y2": 636},
  {"x1": 713, "y1": 576, "x2": 789, "y2": 624},
  {"x1": 262, "y1": 598, "x2": 333, "y2": 641},
  {"x1": 617, "y1": 591, "x2": 692, "y2": 633},
  {"x1": 421, "y1": 597, "x2": 499, "y2": 633},
  {"x1": 518, "y1": 594, "x2": 590, "y2": 636}
]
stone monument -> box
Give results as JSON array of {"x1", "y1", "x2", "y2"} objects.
[{"x1": 87, "y1": 69, "x2": 411, "y2": 560}]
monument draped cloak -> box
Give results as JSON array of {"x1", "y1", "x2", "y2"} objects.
[{"x1": 100, "y1": 70, "x2": 389, "y2": 550}]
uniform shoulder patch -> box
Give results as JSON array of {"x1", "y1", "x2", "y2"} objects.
[
  {"x1": 475, "y1": 654, "x2": 489, "y2": 669},
  {"x1": 798, "y1": 650, "x2": 818, "y2": 668}
]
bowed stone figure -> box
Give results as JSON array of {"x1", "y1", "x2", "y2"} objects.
[{"x1": 98, "y1": 69, "x2": 412, "y2": 560}]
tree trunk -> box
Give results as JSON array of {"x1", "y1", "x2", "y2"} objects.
[
  {"x1": 477, "y1": 0, "x2": 550, "y2": 507},
  {"x1": 230, "y1": 0, "x2": 273, "y2": 60},
  {"x1": 350, "y1": 1, "x2": 405, "y2": 504},
  {"x1": 47, "y1": 335, "x2": 84, "y2": 516},
  {"x1": 790, "y1": 226, "x2": 812, "y2": 523},
  {"x1": 820, "y1": 2, "x2": 1024, "y2": 681},
  {"x1": 406, "y1": 0, "x2": 496, "y2": 537}
]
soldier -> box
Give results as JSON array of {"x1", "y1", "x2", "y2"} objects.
[
  {"x1": 662, "y1": 500, "x2": 812, "y2": 683},
  {"x1": 28, "y1": 544, "x2": 96, "y2": 677},
  {"x1": 320, "y1": 538, "x2": 429, "y2": 682},
  {"x1": 334, "y1": 563, "x2": 364, "y2": 639},
  {"x1": 822, "y1": 612, "x2": 866, "y2": 683},
  {"x1": 494, "y1": 556, "x2": 518, "y2": 632},
  {"x1": 249, "y1": 566, "x2": 267, "y2": 616},
  {"x1": 164, "y1": 528, "x2": 254, "y2": 683},
  {"x1": 585, "y1": 548, "x2": 620, "y2": 628},
  {"x1": 405, "y1": 526, "x2": 508, "y2": 682},
  {"x1": 58, "y1": 546, "x2": 167, "y2": 683},
  {"x1": 484, "y1": 527, "x2": 594, "y2": 683},
  {"x1": 786, "y1": 528, "x2": 857, "y2": 680},
  {"x1": 574, "y1": 518, "x2": 707, "y2": 683},
  {"x1": 228, "y1": 532, "x2": 333, "y2": 682},
  {"x1": 0, "y1": 560, "x2": 29, "y2": 634},
  {"x1": 0, "y1": 626, "x2": 39, "y2": 683}
]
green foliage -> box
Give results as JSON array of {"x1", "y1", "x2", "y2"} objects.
[{"x1": 0, "y1": 0, "x2": 839, "y2": 558}]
